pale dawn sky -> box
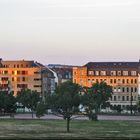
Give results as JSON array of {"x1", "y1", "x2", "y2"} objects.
[{"x1": 0, "y1": 0, "x2": 140, "y2": 65}]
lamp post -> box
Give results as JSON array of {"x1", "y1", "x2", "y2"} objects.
[{"x1": 130, "y1": 92, "x2": 133, "y2": 115}]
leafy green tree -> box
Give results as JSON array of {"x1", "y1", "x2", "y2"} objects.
[
  {"x1": 36, "y1": 101, "x2": 46, "y2": 118},
  {"x1": 16, "y1": 89, "x2": 41, "y2": 118},
  {"x1": 82, "y1": 82, "x2": 112, "y2": 121},
  {"x1": 46, "y1": 81, "x2": 81, "y2": 132},
  {"x1": 114, "y1": 105, "x2": 122, "y2": 113},
  {"x1": 137, "y1": 95, "x2": 140, "y2": 113},
  {"x1": 0, "y1": 91, "x2": 17, "y2": 115}
]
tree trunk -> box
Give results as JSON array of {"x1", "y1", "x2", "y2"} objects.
[
  {"x1": 31, "y1": 110, "x2": 33, "y2": 119},
  {"x1": 67, "y1": 117, "x2": 70, "y2": 132}
]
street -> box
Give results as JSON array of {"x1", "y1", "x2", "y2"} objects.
[{"x1": 0, "y1": 113, "x2": 140, "y2": 121}]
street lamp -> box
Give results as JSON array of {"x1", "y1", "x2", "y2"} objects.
[{"x1": 130, "y1": 92, "x2": 133, "y2": 115}]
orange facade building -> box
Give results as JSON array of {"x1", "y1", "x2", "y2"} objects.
[
  {"x1": 0, "y1": 59, "x2": 55, "y2": 96},
  {"x1": 73, "y1": 62, "x2": 140, "y2": 109}
]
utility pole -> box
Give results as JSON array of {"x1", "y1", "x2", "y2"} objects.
[{"x1": 130, "y1": 92, "x2": 133, "y2": 115}]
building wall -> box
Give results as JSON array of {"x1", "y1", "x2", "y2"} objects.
[
  {"x1": 0, "y1": 60, "x2": 55, "y2": 96},
  {"x1": 0, "y1": 67, "x2": 42, "y2": 96},
  {"x1": 73, "y1": 66, "x2": 139, "y2": 107}
]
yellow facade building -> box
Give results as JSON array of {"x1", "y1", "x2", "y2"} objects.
[{"x1": 73, "y1": 62, "x2": 140, "y2": 109}]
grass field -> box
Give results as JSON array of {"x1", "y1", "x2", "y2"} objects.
[{"x1": 0, "y1": 119, "x2": 140, "y2": 139}]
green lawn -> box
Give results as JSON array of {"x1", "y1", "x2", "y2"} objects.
[{"x1": 0, "y1": 119, "x2": 140, "y2": 139}]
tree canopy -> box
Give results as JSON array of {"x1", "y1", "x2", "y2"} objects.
[
  {"x1": 16, "y1": 89, "x2": 41, "y2": 118},
  {"x1": 82, "y1": 82, "x2": 113, "y2": 120},
  {"x1": 46, "y1": 81, "x2": 81, "y2": 132},
  {"x1": 0, "y1": 91, "x2": 17, "y2": 114}
]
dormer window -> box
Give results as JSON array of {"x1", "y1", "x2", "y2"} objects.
[
  {"x1": 111, "y1": 71, "x2": 116, "y2": 76},
  {"x1": 131, "y1": 71, "x2": 137, "y2": 76},
  {"x1": 88, "y1": 71, "x2": 94, "y2": 75},
  {"x1": 117, "y1": 71, "x2": 121, "y2": 76},
  {"x1": 100, "y1": 71, "x2": 106, "y2": 76},
  {"x1": 123, "y1": 71, "x2": 128, "y2": 76},
  {"x1": 95, "y1": 71, "x2": 99, "y2": 76}
]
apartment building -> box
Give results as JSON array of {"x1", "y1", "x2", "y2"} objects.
[
  {"x1": 48, "y1": 64, "x2": 73, "y2": 85},
  {"x1": 0, "y1": 59, "x2": 55, "y2": 96},
  {"x1": 73, "y1": 61, "x2": 140, "y2": 109}
]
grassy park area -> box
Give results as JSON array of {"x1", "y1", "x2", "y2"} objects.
[{"x1": 0, "y1": 119, "x2": 140, "y2": 139}]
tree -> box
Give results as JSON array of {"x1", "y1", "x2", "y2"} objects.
[
  {"x1": 46, "y1": 81, "x2": 81, "y2": 132},
  {"x1": 137, "y1": 95, "x2": 140, "y2": 113},
  {"x1": 82, "y1": 82, "x2": 112, "y2": 121},
  {"x1": 0, "y1": 91, "x2": 17, "y2": 115},
  {"x1": 114, "y1": 105, "x2": 122, "y2": 113},
  {"x1": 16, "y1": 89, "x2": 41, "y2": 118},
  {"x1": 36, "y1": 101, "x2": 46, "y2": 118}
]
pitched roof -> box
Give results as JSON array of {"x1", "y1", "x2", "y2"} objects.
[{"x1": 84, "y1": 62, "x2": 140, "y2": 70}]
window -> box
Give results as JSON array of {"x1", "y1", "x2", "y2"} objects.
[
  {"x1": 114, "y1": 79, "x2": 116, "y2": 84},
  {"x1": 111, "y1": 71, "x2": 116, "y2": 76},
  {"x1": 34, "y1": 85, "x2": 41, "y2": 88},
  {"x1": 17, "y1": 64, "x2": 19, "y2": 68},
  {"x1": 131, "y1": 87, "x2": 133, "y2": 92},
  {"x1": 2, "y1": 71, "x2": 8, "y2": 74},
  {"x1": 127, "y1": 96, "x2": 129, "y2": 101},
  {"x1": 131, "y1": 96, "x2": 133, "y2": 101},
  {"x1": 34, "y1": 78, "x2": 41, "y2": 81},
  {"x1": 123, "y1": 71, "x2": 128, "y2": 76},
  {"x1": 110, "y1": 79, "x2": 113, "y2": 84},
  {"x1": 17, "y1": 77, "x2": 20, "y2": 82},
  {"x1": 1, "y1": 77, "x2": 8, "y2": 81},
  {"x1": 118, "y1": 96, "x2": 120, "y2": 101},
  {"x1": 34, "y1": 71, "x2": 40, "y2": 74},
  {"x1": 131, "y1": 71, "x2": 137, "y2": 76},
  {"x1": 131, "y1": 79, "x2": 133, "y2": 84},
  {"x1": 17, "y1": 84, "x2": 28, "y2": 88},
  {"x1": 74, "y1": 72, "x2": 77, "y2": 75},
  {"x1": 95, "y1": 71, "x2": 99, "y2": 76},
  {"x1": 114, "y1": 96, "x2": 116, "y2": 101},
  {"x1": 118, "y1": 87, "x2": 121, "y2": 92},
  {"x1": 127, "y1": 79, "x2": 129, "y2": 84},
  {"x1": 135, "y1": 79, "x2": 137, "y2": 84},
  {"x1": 17, "y1": 71, "x2": 20, "y2": 75},
  {"x1": 22, "y1": 77, "x2": 25, "y2": 82},
  {"x1": 22, "y1": 71, "x2": 28, "y2": 75},
  {"x1": 127, "y1": 87, "x2": 129, "y2": 92},
  {"x1": 117, "y1": 71, "x2": 121, "y2": 76},
  {"x1": 100, "y1": 71, "x2": 106, "y2": 76},
  {"x1": 12, "y1": 77, "x2": 14, "y2": 81},
  {"x1": 122, "y1": 87, "x2": 125, "y2": 92},
  {"x1": 118, "y1": 79, "x2": 121, "y2": 84},
  {"x1": 96, "y1": 79, "x2": 99, "y2": 83},
  {"x1": 122, "y1": 96, "x2": 125, "y2": 101},
  {"x1": 122, "y1": 79, "x2": 125, "y2": 84},
  {"x1": 135, "y1": 87, "x2": 137, "y2": 93},
  {"x1": 88, "y1": 71, "x2": 94, "y2": 75},
  {"x1": 114, "y1": 87, "x2": 117, "y2": 92}
]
